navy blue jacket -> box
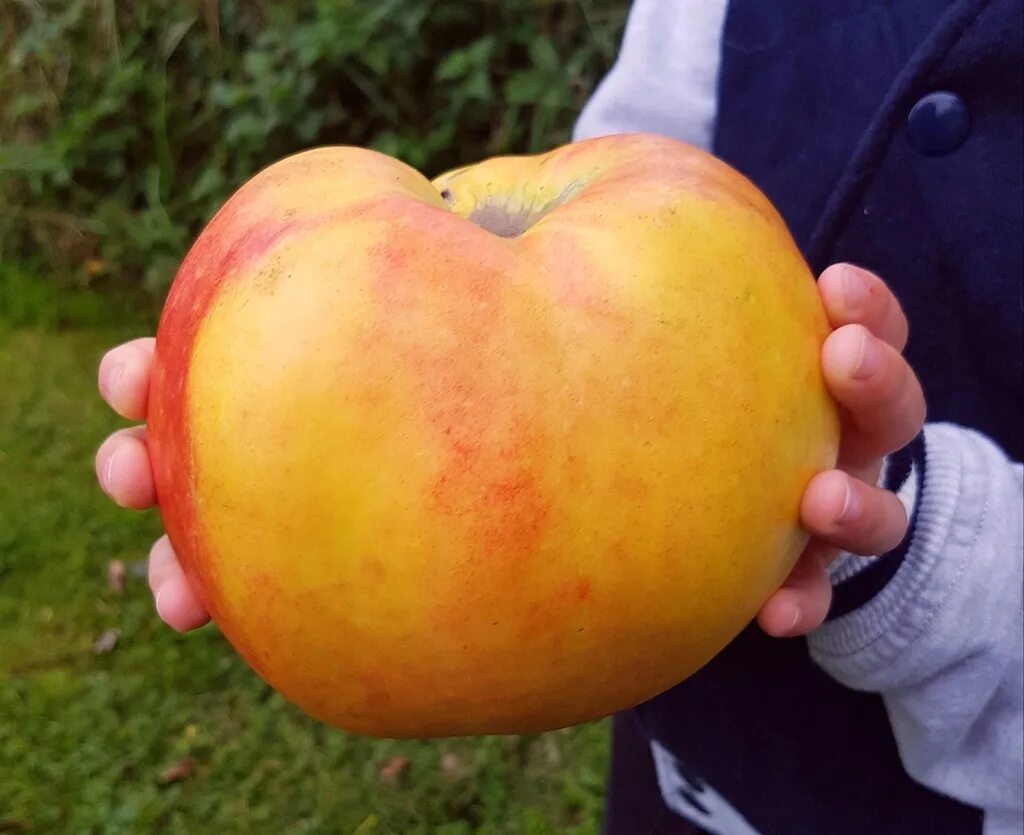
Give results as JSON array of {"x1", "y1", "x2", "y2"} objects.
[{"x1": 577, "y1": 1, "x2": 1023, "y2": 832}]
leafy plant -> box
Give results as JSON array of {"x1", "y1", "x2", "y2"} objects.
[{"x1": 0, "y1": 0, "x2": 628, "y2": 301}]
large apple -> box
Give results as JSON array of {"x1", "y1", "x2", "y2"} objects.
[{"x1": 148, "y1": 134, "x2": 838, "y2": 737}]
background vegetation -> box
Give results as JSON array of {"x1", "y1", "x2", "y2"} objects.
[
  {"x1": 1, "y1": 0, "x2": 627, "y2": 307},
  {"x1": 0, "y1": 1, "x2": 630, "y2": 832}
]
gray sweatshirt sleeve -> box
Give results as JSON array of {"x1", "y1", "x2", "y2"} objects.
[
  {"x1": 572, "y1": 0, "x2": 728, "y2": 151},
  {"x1": 809, "y1": 423, "x2": 1024, "y2": 835}
]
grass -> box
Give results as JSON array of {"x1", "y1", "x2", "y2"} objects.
[{"x1": 0, "y1": 321, "x2": 610, "y2": 834}]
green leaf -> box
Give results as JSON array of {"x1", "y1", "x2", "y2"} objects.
[
  {"x1": 529, "y1": 37, "x2": 561, "y2": 72},
  {"x1": 0, "y1": 144, "x2": 61, "y2": 174},
  {"x1": 436, "y1": 37, "x2": 495, "y2": 81},
  {"x1": 504, "y1": 70, "x2": 549, "y2": 105},
  {"x1": 242, "y1": 49, "x2": 274, "y2": 80},
  {"x1": 187, "y1": 165, "x2": 224, "y2": 205}
]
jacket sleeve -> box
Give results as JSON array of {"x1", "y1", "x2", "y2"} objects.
[
  {"x1": 571, "y1": 0, "x2": 729, "y2": 151},
  {"x1": 809, "y1": 423, "x2": 1024, "y2": 835}
]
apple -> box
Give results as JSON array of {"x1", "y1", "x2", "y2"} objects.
[{"x1": 148, "y1": 133, "x2": 838, "y2": 738}]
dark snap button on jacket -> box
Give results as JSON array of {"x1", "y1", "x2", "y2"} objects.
[{"x1": 907, "y1": 91, "x2": 970, "y2": 155}]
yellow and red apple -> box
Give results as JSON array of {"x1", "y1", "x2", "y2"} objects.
[{"x1": 148, "y1": 134, "x2": 838, "y2": 737}]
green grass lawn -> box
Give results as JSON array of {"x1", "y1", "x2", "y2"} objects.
[{"x1": 0, "y1": 324, "x2": 610, "y2": 834}]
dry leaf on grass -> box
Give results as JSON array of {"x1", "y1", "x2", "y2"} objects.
[
  {"x1": 106, "y1": 560, "x2": 126, "y2": 593},
  {"x1": 158, "y1": 757, "x2": 198, "y2": 785},
  {"x1": 91, "y1": 629, "x2": 120, "y2": 654},
  {"x1": 441, "y1": 752, "x2": 464, "y2": 779},
  {"x1": 378, "y1": 756, "x2": 410, "y2": 786}
]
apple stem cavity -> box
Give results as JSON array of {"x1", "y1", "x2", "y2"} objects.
[
  {"x1": 449, "y1": 182, "x2": 582, "y2": 239},
  {"x1": 467, "y1": 202, "x2": 544, "y2": 239}
]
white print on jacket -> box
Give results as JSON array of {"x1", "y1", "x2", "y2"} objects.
[{"x1": 651, "y1": 741, "x2": 762, "y2": 835}]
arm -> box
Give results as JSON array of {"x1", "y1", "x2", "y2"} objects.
[
  {"x1": 811, "y1": 425, "x2": 1024, "y2": 832},
  {"x1": 572, "y1": 0, "x2": 729, "y2": 151}
]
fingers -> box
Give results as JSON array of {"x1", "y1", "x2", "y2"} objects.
[
  {"x1": 818, "y1": 263, "x2": 909, "y2": 351},
  {"x1": 98, "y1": 337, "x2": 155, "y2": 421},
  {"x1": 761, "y1": 468, "x2": 910, "y2": 639},
  {"x1": 95, "y1": 427, "x2": 156, "y2": 509},
  {"x1": 801, "y1": 469, "x2": 908, "y2": 556},
  {"x1": 822, "y1": 324, "x2": 926, "y2": 465},
  {"x1": 98, "y1": 339, "x2": 205, "y2": 634},
  {"x1": 148, "y1": 536, "x2": 211, "y2": 632},
  {"x1": 764, "y1": 265, "x2": 915, "y2": 640},
  {"x1": 757, "y1": 546, "x2": 833, "y2": 637},
  {"x1": 96, "y1": 338, "x2": 158, "y2": 508}
]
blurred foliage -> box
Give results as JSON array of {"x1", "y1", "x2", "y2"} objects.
[{"x1": 0, "y1": 0, "x2": 628, "y2": 301}]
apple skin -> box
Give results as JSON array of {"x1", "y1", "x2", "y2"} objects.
[{"x1": 148, "y1": 134, "x2": 838, "y2": 738}]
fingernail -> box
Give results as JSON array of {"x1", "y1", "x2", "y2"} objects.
[
  {"x1": 101, "y1": 362, "x2": 125, "y2": 402},
  {"x1": 787, "y1": 607, "x2": 801, "y2": 632},
  {"x1": 842, "y1": 268, "x2": 868, "y2": 312},
  {"x1": 837, "y1": 478, "x2": 861, "y2": 522},
  {"x1": 102, "y1": 448, "x2": 119, "y2": 494},
  {"x1": 851, "y1": 330, "x2": 882, "y2": 379},
  {"x1": 155, "y1": 586, "x2": 169, "y2": 623}
]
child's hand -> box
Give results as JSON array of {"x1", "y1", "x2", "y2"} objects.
[
  {"x1": 757, "y1": 264, "x2": 926, "y2": 638},
  {"x1": 96, "y1": 338, "x2": 210, "y2": 632}
]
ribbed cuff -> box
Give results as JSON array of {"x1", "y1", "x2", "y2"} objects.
[
  {"x1": 812, "y1": 425, "x2": 966, "y2": 665},
  {"x1": 825, "y1": 434, "x2": 924, "y2": 619}
]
